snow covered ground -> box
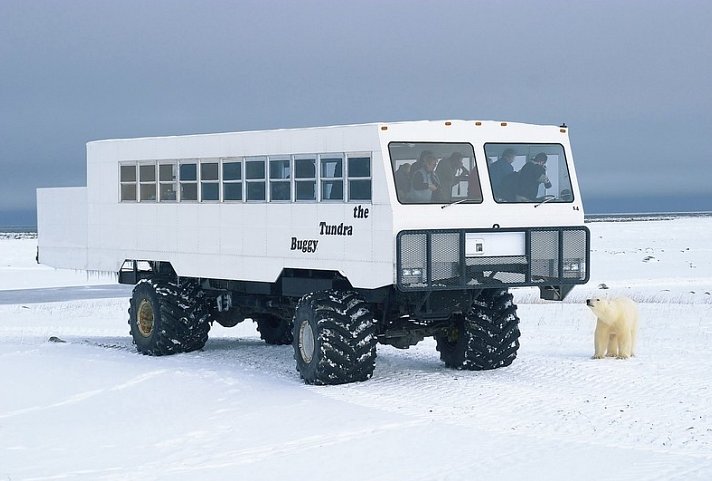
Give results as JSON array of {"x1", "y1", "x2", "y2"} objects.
[{"x1": 1, "y1": 217, "x2": 711, "y2": 480}]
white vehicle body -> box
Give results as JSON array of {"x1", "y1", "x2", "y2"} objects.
[
  {"x1": 37, "y1": 120, "x2": 588, "y2": 294},
  {"x1": 37, "y1": 119, "x2": 591, "y2": 384}
]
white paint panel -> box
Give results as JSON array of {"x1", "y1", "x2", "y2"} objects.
[
  {"x1": 466, "y1": 232, "x2": 526, "y2": 257},
  {"x1": 39, "y1": 120, "x2": 586, "y2": 289},
  {"x1": 37, "y1": 187, "x2": 88, "y2": 270}
]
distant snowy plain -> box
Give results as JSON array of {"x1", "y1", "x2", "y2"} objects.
[{"x1": 1, "y1": 217, "x2": 711, "y2": 480}]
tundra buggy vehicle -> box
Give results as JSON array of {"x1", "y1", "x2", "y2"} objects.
[{"x1": 37, "y1": 120, "x2": 590, "y2": 385}]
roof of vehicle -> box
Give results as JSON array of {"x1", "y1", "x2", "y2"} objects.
[{"x1": 87, "y1": 119, "x2": 567, "y2": 145}]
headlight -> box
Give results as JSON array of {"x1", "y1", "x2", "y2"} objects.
[
  {"x1": 401, "y1": 268, "x2": 425, "y2": 286},
  {"x1": 562, "y1": 259, "x2": 585, "y2": 278},
  {"x1": 401, "y1": 268, "x2": 423, "y2": 277},
  {"x1": 563, "y1": 261, "x2": 580, "y2": 272}
]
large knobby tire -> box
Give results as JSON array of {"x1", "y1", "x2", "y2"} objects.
[
  {"x1": 436, "y1": 288, "x2": 520, "y2": 370},
  {"x1": 128, "y1": 279, "x2": 211, "y2": 356},
  {"x1": 255, "y1": 314, "x2": 293, "y2": 345},
  {"x1": 292, "y1": 290, "x2": 377, "y2": 385}
]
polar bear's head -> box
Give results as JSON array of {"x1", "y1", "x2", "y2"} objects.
[{"x1": 586, "y1": 297, "x2": 614, "y2": 323}]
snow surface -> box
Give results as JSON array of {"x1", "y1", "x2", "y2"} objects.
[{"x1": 1, "y1": 217, "x2": 711, "y2": 480}]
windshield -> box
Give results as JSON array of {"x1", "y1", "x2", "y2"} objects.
[
  {"x1": 484, "y1": 143, "x2": 574, "y2": 204},
  {"x1": 389, "y1": 142, "x2": 482, "y2": 205}
]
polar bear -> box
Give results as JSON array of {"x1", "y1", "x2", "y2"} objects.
[{"x1": 585, "y1": 297, "x2": 639, "y2": 359}]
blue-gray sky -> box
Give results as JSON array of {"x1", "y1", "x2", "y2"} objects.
[{"x1": 1, "y1": 0, "x2": 711, "y2": 226}]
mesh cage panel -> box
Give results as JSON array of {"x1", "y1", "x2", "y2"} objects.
[
  {"x1": 563, "y1": 229, "x2": 588, "y2": 280},
  {"x1": 397, "y1": 227, "x2": 589, "y2": 291},
  {"x1": 431, "y1": 233, "x2": 460, "y2": 287},
  {"x1": 530, "y1": 230, "x2": 560, "y2": 280},
  {"x1": 399, "y1": 233, "x2": 428, "y2": 287}
]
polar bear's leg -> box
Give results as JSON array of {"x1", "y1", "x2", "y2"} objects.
[
  {"x1": 606, "y1": 333, "x2": 618, "y2": 357},
  {"x1": 593, "y1": 322, "x2": 609, "y2": 359},
  {"x1": 617, "y1": 329, "x2": 632, "y2": 359}
]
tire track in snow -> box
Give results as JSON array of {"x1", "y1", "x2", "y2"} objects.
[
  {"x1": 65, "y1": 419, "x2": 430, "y2": 481},
  {"x1": 0, "y1": 370, "x2": 168, "y2": 419},
  {"x1": 311, "y1": 340, "x2": 712, "y2": 461}
]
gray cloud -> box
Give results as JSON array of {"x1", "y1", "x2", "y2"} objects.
[{"x1": 2, "y1": 0, "x2": 711, "y2": 224}]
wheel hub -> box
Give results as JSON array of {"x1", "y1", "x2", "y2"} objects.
[
  {"x1": 298, "y1": 319, "x2": 315, "y2": 363},
  {"x1": 137, "y1": 299, "x2": 155, "y2": 337}
]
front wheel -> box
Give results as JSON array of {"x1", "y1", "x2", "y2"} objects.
[
  {"x1": 436, "y1": 288, "x2": 520, "y2": 370},
  {"x1": 292, "y1": 290, "x2": 377, "y2": 385}
]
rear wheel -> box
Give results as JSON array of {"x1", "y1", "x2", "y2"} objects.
[
  {"x1": 436, "y1": 288, "x2": 520, "y2": 370},
  {"x1": 292, "y1": 290, "x2": 377, "y2": 385},
  {"x1": 128, "y1": 279, "x2": 211, "y2": 355}
]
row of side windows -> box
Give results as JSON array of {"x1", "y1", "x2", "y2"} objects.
[{"x1": 119, "y1": 153, "x2": 372, "y2": 203}]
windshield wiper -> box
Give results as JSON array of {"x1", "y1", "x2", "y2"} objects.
[
  {"x1": 534, "y1": 196, "x2": 557, "y2": 208},
  {"x1": 441, "y1": 198, "x2": 471, "y2": 209}
]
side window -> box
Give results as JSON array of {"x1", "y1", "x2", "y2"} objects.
[
  {"x1": 118, "y1": 152, "x2": 374, "y2": 204},
  {"x1": 158, "y1": 163, "x2": 177, "y2": 202},
  {"x1": 180, "y1": 162, "x2": 198, "y2": 201},
  {"x1": 222, "y1": 159, "x2": 242, "y2": 201},
  {"x1": 320, "y1": 154, "x2": 344, "y2": 201},
  {"x1": 347, "y1": 154, "x2": 371, "y2": 201},
  {"x1": 201, "y1": 161, "x2": 219, "y2": 202},
  {"x1": 294, "y1": 155, "x2": 316, "y2": 201},
  {"x1": 120, "y1": 164, "x2": 137, "y2": 202},
  {"x1": 245, "y1": 156, "x2": 266, "y2": 201},
  {"x1": 139, "y1": 163, "x2": 157, "y2": 202},
  {"x1": 269, "y1": 156, "x2": 291, "y2": 201}
]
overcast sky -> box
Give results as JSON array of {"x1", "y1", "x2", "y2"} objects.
[{"x1": 1, "y1": 0, "x2": 711, "y2": 225}]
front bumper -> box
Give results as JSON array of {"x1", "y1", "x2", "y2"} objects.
[{"x1": 396, "y1": 227, "x2": 590, "y2": 291}]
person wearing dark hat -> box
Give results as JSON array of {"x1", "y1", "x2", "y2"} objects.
[
  {"x1": 516, "y1": 152, "x2": 552, "y2": 201},
  {"x1": 433, "y1": 152, "x2": 468, "y2": 202},
  {"x1": 489, "y1": 148, "x2": 516, "y2": 200}
]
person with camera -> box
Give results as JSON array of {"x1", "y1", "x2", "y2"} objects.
[{"x1": 516, "y1": 152, "x2": 552, "y2": 201}]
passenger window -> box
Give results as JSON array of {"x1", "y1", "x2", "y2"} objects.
[
  {"x1": 201, "y1": 162, "x2": 219, "y2": 201},
  {"x1": 120, "y1": 164, "x2": 137, "y2": 202},
  {"x1": 347, "y1": 155, "x2": 371, "y2": 201},
  {"x1": 320, "y1": 154, "x2": 343, "y2": 201},
  {"x1": 222, "y1": 159, "x2": 242, "y2": 201},
  {"x1": 180, "y1": 163, "x2": 198, "y2": 201},
  {"x1": 139, "y1": 164, "x2": 157, "y2": 202},
  {"x1": 269, "y1": 156, "x2": 291, "y2": 201},
  {"x1": 158, "y1": 163, "x2": 177, "y2": 202},
  {"x1": 294, "y1": 155, "x2": 316, "y2": 201},
  {"x1": 245, "y1": 156, "x2": 266, "y2": 201},
  {"x1": 120, "y1": 152, "x2": 373, "y2": 204}
]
